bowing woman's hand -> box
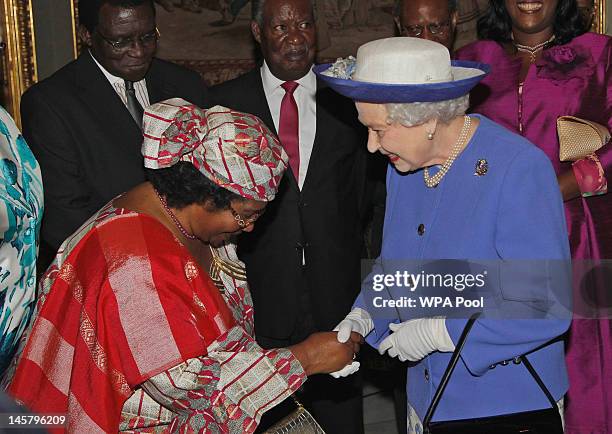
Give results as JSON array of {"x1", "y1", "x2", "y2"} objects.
[{"x1": 289, "y1": 331, "x2": 360, "y2": 376}]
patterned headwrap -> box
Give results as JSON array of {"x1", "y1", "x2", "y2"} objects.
[{"x1": 142, "y1": 98, "x2": 288, "y2": 201}]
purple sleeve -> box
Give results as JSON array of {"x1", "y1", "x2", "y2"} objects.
[{"x1": 594, "y1": 38, "x2": 612, "y2": 180}]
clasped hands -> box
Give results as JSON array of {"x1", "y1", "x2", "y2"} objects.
[
  {"x1": 292, "y1": 310, "x2": 454, "y2": 377},
  {"x1": 289, "y1": 331, "x2": 363, "y2": 376},
  {"x1": 328, "y1": 309, "x2": 455, "y2": 377}
]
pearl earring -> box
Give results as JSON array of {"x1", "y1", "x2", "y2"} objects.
[{"x1": 427, "y1": 132, "x2": 434, "y2": 140}]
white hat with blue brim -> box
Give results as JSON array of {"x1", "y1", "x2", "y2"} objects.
[{"x1": 314, "y1": 37, "x2": 490, "y2": 103}]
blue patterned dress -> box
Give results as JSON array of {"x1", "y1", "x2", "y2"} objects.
[{"x1": 0, "y1": 107, "x2": 43, "y2": 374}]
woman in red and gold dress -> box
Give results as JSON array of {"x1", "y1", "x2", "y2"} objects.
[{"x1": 7, "y1": 99, "x2": 358, "y2": 432}]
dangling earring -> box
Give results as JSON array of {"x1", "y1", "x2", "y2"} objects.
[{"x1": 426, "y1": 119, "x2": 438, "y2": 140}]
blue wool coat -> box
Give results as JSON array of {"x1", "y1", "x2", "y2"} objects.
[{"x1": 355, "y1": 115, "x2": 571, "y2": 422}]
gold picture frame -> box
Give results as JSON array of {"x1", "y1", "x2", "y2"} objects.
[
  {"x1": 597, "y1": 0, "x2": 607, "y2": 33},
  {"x1": 1, "y1": 0, "x2": 36, "y2": 127},
  {"x1": 0, "y1": 0, "x2": 609, "y2": 128}
]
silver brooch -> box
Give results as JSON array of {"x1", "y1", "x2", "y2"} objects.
[{"x1": 474, "y1": 159, "x2": 488, "y2": 176}]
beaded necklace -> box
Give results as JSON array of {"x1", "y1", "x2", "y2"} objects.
[{"x1": 154, "y1": 188, "x2": 198, "y2": 240}]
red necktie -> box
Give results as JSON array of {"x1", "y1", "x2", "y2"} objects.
[{"x1": 279, "y1": 81, "x2": 300, "y2": 179}]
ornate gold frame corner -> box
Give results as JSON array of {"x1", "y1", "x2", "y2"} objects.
[{"x1": 1, "y1": 0, "x2": 36, "y2": 127}]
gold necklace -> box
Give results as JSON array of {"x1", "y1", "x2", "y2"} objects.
[
  {"x1": 423, "y1": 116, "x2": 471, "y2": 188},
  {"x1": 512, "y1": 33, "x2": 555, "y2": 62},
  {"x1": 209, "y1": 248, "x2": 247, "y2": 293}
]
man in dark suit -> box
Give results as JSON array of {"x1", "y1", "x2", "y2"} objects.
[
  {"x1": 21, "y1": 0, "x2": 206, "y2": 256},
  {"x1": 209, "y1": 0, "x2": 373, "y2": 432}
]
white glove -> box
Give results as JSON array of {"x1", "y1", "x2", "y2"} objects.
[
  {"x1": 330, "y1": 361, "x2": 361, "y2": 378},
  {"x1": 334, "y1": 308, "x2": 374, "y2": 343},
  {"x1": 378, "y1": 318, "x2": 455, "y2": 362},
  {"x1": 329, "y1": 308, "x2": 374, "y2": 379}
]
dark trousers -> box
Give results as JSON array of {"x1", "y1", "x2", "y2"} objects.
[
  {"x1": 301, "y1": 373, "x2": 364, "y2": 434},
  {"x1": 254, "y1": 272, "x2": 363, "y2": 433},
  {"x1": 256, "y1": 334, "x2": 364, "y2": 434}
]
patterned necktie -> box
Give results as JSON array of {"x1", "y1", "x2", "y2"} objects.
[
  {"x1": 279, "y1": 81, "x2": 300, "y2": 179},
  {"x1": 124, "y1": 80, "x2": 144, "y2": 129}
]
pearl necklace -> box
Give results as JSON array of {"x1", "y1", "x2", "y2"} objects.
[
  {"x1": 154, "y1": 188, "x2": 198, "y2": 240},
  {"x1": 423, "y1": 116, "x2": 471, "y2": 188},
  {"x1": 512, "y1": 33, "x2": 555, "y2": 62}
]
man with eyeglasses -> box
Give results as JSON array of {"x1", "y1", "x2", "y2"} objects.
[
  {"x1": 20, "y1": 0, "x2": 207, "y2": 265},
  {"x1": 393, "y1": 0, "x2": 458, "y2": 51}
]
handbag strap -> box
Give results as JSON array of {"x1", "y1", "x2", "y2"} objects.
[
  {"x1": 423, "y1": 314, "x2": 558, "y2": 431},
  {"x1": 423, "y1": 312, "x2": 481, "y2": 428},
  {"x1": 521, "y1": 355, "x2": 557, "y2": 409}
]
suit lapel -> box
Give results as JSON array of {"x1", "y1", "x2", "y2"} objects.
[
  {"x1": 75, "y1": 53, "x2": 142, "y2": 146},
  {"x1": 146, "y1": 60, "x2": 177, "y2": 104},
  {"x1": 300, "y1": 79, "x2": 330, "y2": 193},
  {"x1": 249, "y1": 70, "x2": 276, "y2": 134},
  {"x1": 146, "y1": 64, "x2": 164, "y2": 104}
]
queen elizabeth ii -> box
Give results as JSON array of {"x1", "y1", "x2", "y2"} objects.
[{"x1": 319, "y1": 37, "x2": 571, "y2": 433}]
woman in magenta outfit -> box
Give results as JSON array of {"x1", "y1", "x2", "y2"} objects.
[{"x1": 455, "y1": 1, "x2": 611, "y2": 433}]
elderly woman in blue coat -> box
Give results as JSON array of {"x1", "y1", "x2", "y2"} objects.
[{"x1": 318, "y1": 38, "x2": 572, "y2": 433}]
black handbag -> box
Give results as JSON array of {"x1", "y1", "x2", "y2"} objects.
[{"x1": 423, "y1": 313, "x2": 563, "y2": 434}]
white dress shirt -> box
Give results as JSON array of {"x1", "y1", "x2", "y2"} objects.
[
  {"x1": 90, "y1": 51, "x2": 150, "y2": 110},
  {"x1": 260, "y1": 61, "x2": 317, "y2": 190}
]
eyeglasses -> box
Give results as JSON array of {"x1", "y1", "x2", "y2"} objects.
[
  {"x1": 229, "y1": 205, "x2": 263, "y2": 228},
  {"x1": 400, "y1": 21, "x2": 450, "y2": 37},
  {"x1": 96, "y1": 28, "x2": 160, "y2": 51}
]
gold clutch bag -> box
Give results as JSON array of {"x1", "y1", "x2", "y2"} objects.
[
  {"x1": 557, "y1": 116, "x2": 610, "y2": 162},
  {"x1": 263, "y1": 397, "x2": 326, "y2": 434}
]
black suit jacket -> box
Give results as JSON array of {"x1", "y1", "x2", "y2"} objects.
[
  {"x1": 210, "y1": 68, "x2": 373, "y2": 342},
  {"x1": 21, "y1": 53, "x2": 207, "y2": 249}
]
